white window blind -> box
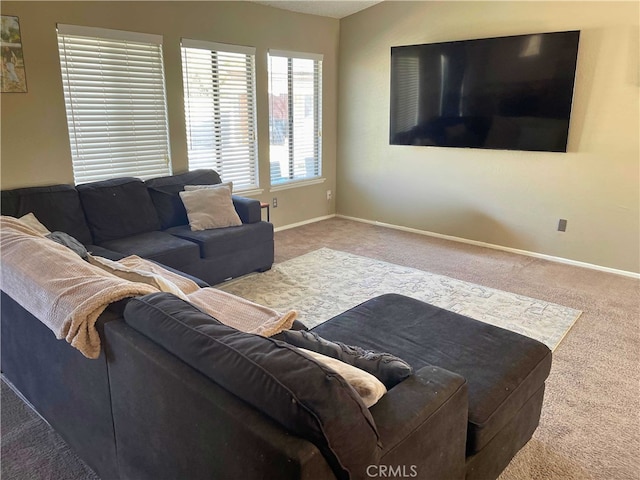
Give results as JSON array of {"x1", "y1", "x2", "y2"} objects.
[
  {"x1": 181, "y1": 39, "x2": 258, "y2": 191},
  {"x1": 268, "y1": 50, "x2": 322, "y2": 186},
  {"x1": 57, "y1": 24, "x2": 171, "y2": 184}
]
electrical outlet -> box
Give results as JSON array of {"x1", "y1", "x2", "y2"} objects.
[
  {"x1": 272, "y1": 197, "x2": 278, "y2": 208},
  {"x1": 557, "y1": 219, "x2": 567, "y2": 232},
  {"x1": 327, "y1": 190, "x2": 332, "y2": 201}
]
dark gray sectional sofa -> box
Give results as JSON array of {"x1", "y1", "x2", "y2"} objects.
[
  {"x1": 0, "y1": 289, "x2": 466, "y2": 480},
  {"x1": 0, "y1": 169, "x2": 274, "y2": 285},
  {"x1": 0, "y1": 285, "x2": 551, "y2": 480},
  {"x1": 0, "y1": 172, "x2": 552, "y2": 479}
]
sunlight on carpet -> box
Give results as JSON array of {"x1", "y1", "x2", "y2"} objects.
[{"x1": 220, "y1": 248, "x2": 582, "y2": 351}]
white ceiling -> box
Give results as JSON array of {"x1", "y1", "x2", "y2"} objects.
[{"x1": 251, "y1": 1, "x2": 383, "y2": 19}]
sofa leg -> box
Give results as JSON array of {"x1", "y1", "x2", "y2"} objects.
[{"x1": 257, "y1": 266, "x2": 272, "y2": 273}]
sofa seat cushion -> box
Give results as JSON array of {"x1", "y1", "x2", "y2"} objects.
[
  {"x1": 145, "y1": 169, "x2": 222, "y2": 229},
  {"x1": 311, "y1": 293, "x2": 552, "y2": 455},
  {"x1": 166, "y1": 221, "x2": 273, "y2": 259},
  {"x1": 77, "y1": 177, "x2": 161, "y2": 243},
  {"x1": 123, "y1": 293, "x2": 382, "y2": 479},
  {"x1": 98, "y1": 231, "x2": 200, "y2": 269},
  {"x1": 1, "y1": 184, "x2": 93, "y2": 244}
]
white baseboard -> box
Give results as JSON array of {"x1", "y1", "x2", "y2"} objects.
[
  {"x1": 274, "y1": 214, "x2": 336, "y2": 233},
  {"x1": 336, "y1": 214, "x2": 640, "y2": 279}
]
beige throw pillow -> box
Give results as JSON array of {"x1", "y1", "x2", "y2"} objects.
[
  {"x1": 184, "y1": 181, "x2": 233, "y2": 192},
  {"x1": 87, "y1": 254, "x2": 190, "y2": 301},
  {"x1": 18, "y1": 213, "x2": 51, "y2": 236},
  {"x1": 299, "y1": 348, "x2": 387, "y2": 408},
  {"x1": 179, "y1": 187, "x2": 242, "y2": 231}
]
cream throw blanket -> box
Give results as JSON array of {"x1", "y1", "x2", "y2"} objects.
[
  {"x1": 1, "y1": 216, "x2": 296, "y2": 359},
  {"x1": 0, "y1": 216, "x2": 157, "y2": 359},
  {"x1": 187, "y1": 288, "x2": 297, "y2": 337},
  {"x1": 88, "y1": 254, "x2": 297, "y2": 336}
]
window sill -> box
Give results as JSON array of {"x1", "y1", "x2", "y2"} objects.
[
  {"x1": 270, "y1": 177, "x2": 326, "y2": 192},
  {"x1": 234, "y1": 188, "x2": 264, "y2": 197}
]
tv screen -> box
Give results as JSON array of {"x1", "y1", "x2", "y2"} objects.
[{"x1": 390, "y1": 31, "x2": 580, "y2": 152}]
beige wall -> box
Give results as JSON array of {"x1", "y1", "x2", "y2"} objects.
[
  {"x1": 337, "y1": 1, "x2": 640, "y2": 273},
  {"x1": 0, "y1": 1, "x2": 339, "y2": 227},
  {"x1": 2, "y1": 1, "x2": 638, "y2": 273}
]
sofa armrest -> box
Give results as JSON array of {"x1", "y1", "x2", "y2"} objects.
[
  {"x1": 369, "y1": 365, "x2": 468, "y2": 480},
  {"x1": 1, "y1": 292, "x2": 120, "y2": 479},
  {"x1": 232, "y1": 195, "x2": 261, "y2": 224}
]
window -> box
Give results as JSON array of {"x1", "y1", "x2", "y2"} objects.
[
  {"x1": 268, "y1": 50, "x2": 322, "y2": 186},
  {"x1": 57, "y1": 25, "x2": 171, "y2": 184},
  {"x1": 181, "y1": 39, "x2": 258, "y2": 191}
]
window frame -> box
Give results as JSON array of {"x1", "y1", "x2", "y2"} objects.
[
  {"x1": 268, "y1": 49, "x2": 323, "y2": 189},
  {"x1": 181, "y1": 39, "x2": 259, "y2": 193},
  {"x1": 57, "y1": 24, "x2": 172, "y2": 185}
]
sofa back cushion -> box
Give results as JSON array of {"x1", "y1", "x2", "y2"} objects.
[
  {"x1": 124, "y1": 293, "x2": 382, "y2": 480},
  {"x1": 1, "y1": 184, "x2": 93, "y2": 244},
  {"x1": 77, "y1": 177, "x2": 161, "y2": 244},
  {"x1": 145, "y1": 169, "x2": 221, "y2": 229}
]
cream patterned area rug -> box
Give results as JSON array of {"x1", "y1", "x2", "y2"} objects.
[{"x1": 219, "y1": 248, "x2": 582, "y2": 351}]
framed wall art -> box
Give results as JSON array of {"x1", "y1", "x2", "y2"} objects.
[{"x1": 1, "y1": 15, "x2": 27, "y2": 93}]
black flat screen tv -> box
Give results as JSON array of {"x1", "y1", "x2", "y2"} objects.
[{"x1": 390, "y1": 31, "x2": 580, "y2": 152}]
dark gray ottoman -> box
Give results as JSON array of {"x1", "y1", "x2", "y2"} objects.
[{"x1": 311, "y1": 293, "x2": 552, "y2": 480}]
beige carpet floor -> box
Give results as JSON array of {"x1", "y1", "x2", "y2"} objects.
[{"x1": 275, "y1": 217, "x2": 640, "y2": 480}]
